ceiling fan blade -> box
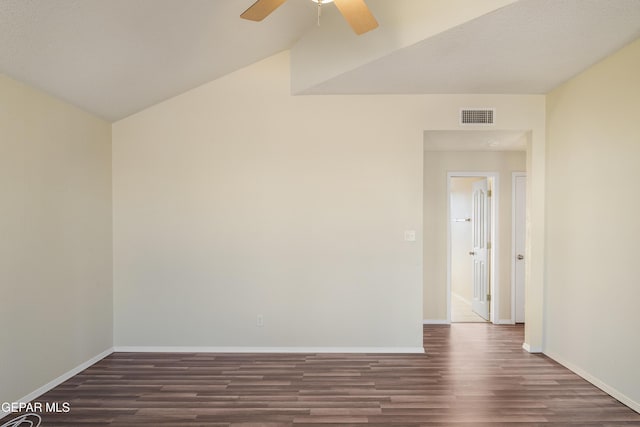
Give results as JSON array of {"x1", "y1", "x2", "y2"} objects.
[
  {"x1": 333, "y1": 0, "x2": 379, "y2": 35},
  {"x1": 240, "y1": 0, "x2": 288, "y2": 22}
]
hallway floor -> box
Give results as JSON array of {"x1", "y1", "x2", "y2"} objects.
[{"x1": 451, "y1": 292, "x2": 488, "y2": 323}]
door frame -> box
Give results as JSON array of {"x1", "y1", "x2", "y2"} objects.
[
  {"x1": 511, "y1": 172, "x2": 527, "y2": 324},
  {"x1": 446, "y1": 172, "x2": 499, "y2": 324}
]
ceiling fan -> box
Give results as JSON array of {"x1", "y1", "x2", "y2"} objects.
[{"x1": 241, "y1": 0, "x2": 379, "y2": 35}]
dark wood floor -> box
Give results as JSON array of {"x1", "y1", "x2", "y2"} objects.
[{"x1": 9, "y1": 324, "x2": 640, "y2": 426}]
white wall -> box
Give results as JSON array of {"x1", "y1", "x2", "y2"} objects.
[
  {"x1": 112, "y1": 50, "x2": 545, "y2": 350},
  {"x1": 545, "y1": 38, "x2": 640, "y2": 411},
  {"x1": 423, "y1": 151, "x2": 526, "y2": 322},
  {"x1": 0, "y1": 75, "x2": 112, "y2": 404}
]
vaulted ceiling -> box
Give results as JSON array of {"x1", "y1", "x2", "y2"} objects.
[{"x1": 1, "y1": 0, "x2": 639, "y2": 122}]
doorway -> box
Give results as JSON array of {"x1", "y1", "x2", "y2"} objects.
[{"x1": 447, "y1": 173, "x2": 498, "y2": 323}]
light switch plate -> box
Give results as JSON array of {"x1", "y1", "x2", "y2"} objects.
[{"x1": 404, "y1": 230, "x2": 416, "y2": 241}]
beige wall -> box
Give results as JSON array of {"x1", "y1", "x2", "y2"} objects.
[
  {"x1": 112, "y1": 50, "x2": 545, "y2": 349},
  {"x1": 545, "y1": 38, "x2": 640, "y2": 411},
  {"x1": 423, "y1": 151, "x2": 526, "y2": 322},
  {"x1": 0, "y1": 75, "x2": 112, "y2": 403},
  {"x1": 112, "y1": 51, "x2": 423, "y2": 349}
]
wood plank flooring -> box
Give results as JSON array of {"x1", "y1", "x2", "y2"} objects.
[{"x1": 9, "y1": 324, "x2": 640, "y2": 426}]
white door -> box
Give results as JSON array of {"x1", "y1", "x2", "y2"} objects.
[
  {"x1": 514, "y1": 174, "x2": 527, "y2": 323},
  {"x1": 471, "y1": 179, "x2": 490, "y2": 320}
]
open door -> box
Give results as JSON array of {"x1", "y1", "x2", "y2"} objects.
[{"x1": 471, "y1": 179, "x2": 490, "y2": 320}]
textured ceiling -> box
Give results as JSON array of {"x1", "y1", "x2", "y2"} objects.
[
  {"x1": 0, "y1": 0, "x2": 639, "y2": 122},
  {"x1": 0, "y1": 0, "x2": 316, "y2": 121},
  {"x1": 303, "y1": 0, "x2": 640, "y2": 94}
]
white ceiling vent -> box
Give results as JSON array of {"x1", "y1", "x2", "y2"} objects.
[{"x1": 460, "y1": 109, "x2": 495, "y2": 125}]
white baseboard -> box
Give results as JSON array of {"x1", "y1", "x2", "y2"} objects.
[
  {"x1": 545, "y1": 350, "x2": 640, "y2": 414},
  {"x1": 522, "y1": 342, "x2": 542, "y2": 353},
  {"x1": 114, "y1": 346, "x2": 425, "y2": 354},
  {"x1": 1, "y1": 344, "x2": 423, "y2": 421},
  {"x1": 0, "y1": 347, "x2": 114, "y2": 420},
  {"x1": 423, "y1": 319, "x2": 450, "y2": 325},
  {"x1": 496, "y1": 318, "x2": 515, "y2": 325}
]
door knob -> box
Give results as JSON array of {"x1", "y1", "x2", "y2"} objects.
[
  {"x1": 517, "y1": 254, "x2": 524, "y2": 260},
  {"x1": 469, "y1": 251, "x2": 476, "y2": 256}
]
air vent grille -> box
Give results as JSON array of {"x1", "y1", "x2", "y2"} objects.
[{"x1": 461, "y1": 109, "x2": 495, "y2": 125}]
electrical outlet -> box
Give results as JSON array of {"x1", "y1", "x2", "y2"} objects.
[
  {"x1": 404, "y1": 230, "x2": 416, "y2": 241},
  {"x1": 256, "y1": 314, "x2": 264, "y2": 327}
]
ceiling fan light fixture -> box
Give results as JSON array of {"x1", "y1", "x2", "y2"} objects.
[
  {"x1": 311, "y1": 0, "x2": 333, "y2": 26},
  {"x1": 241, "y1": 0, "x2": 378, "y2": 35}
]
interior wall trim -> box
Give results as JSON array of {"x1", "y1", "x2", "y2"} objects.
[
  {"x1": 113, "y1": 346, "x2": 426, "y2": 354},
  {"x1": 0, "y1": 348, "x2": 114, "y2": 420},
  {"x1": 522, "y1": 342, "x2": 542, "y2": 353},
  {"x1": 422, "y1": 319, "x2": 450, "y2": 325},
  {"x1": 545, "y1": 350, "x2": 640, "y2": 414}
]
